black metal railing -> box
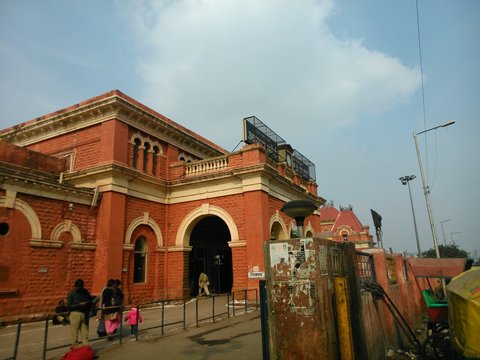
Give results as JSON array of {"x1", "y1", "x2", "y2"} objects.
[
  {"x1": 232, "y1": 288, "x2": 258, "y2": 316},
  {"x1": 1, "y1": 291, "x2": 258, "y2": 360}
]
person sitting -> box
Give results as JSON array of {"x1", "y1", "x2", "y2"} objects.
[
  {"x1": 53, "y1": 300, "x2": 69, "y2": 325},
  {"x1": 198, "y1": 272, "x2": 210, "y2": 297}
]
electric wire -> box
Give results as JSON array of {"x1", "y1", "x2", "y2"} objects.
[
  {"x1": 416, "y1": 0, "x2": 429, "y2": 183},
  {"x1": 431, "y1": 132, "x2": 439, "y2": 189}
]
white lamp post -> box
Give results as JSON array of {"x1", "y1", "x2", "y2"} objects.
[
  {"x1": 413, "y1": 121, "x2": 455, "y2": 258},
  {"x1": 399, "y1": 175, "x2": 421, "y2": 256},
  {"x1": 440, "y1": 219, "x2": 451, "y2": 245},
  {"x1": 450, "y1": 232, "x2": 462, "y2": 245}
]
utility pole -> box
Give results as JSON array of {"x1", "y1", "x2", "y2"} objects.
[{"x1": 413, "y1": 121, "x2": 455, "y2": 258}]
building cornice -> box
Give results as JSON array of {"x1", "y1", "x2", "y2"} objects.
[
  {"x1": 0, "y1": 162, "x2": 95, "y2": 205},
  {"x1": 0, "y1": 92, "x2": 225, "y2": 160}
]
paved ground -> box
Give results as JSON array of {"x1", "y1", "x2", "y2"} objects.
[
  {"x1": 0, "y1": 295, "x2": 263, "y2": 360},
  {"x1": 96, "y1": 310, "x2": 262, "y2": 360}
]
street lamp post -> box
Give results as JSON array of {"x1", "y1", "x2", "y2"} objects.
[
  {"x1": 399, "y1": 175, "x2": 421, "y2": 256},
  {"x1": 450, "y1": 232, "x2": 462, "y2": 245},
  {"x1": 281, "y1": 199, "x2": 318, "y2": 238},
  {"x1": 440, "y1": 219, "x2": 451, "y2": 245},
  {"x1": 413, "y1": 121, "x2": 455, "y2": 258}
]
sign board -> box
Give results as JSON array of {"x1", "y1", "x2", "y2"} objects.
[
  {"x1": 248, "y1": 271, "x2": 265, "y2": 279},
  {"x1": 243, "y1": 117, "x2": 281, "y2": 162},
  {"x1": 293, "y1": 157, "x2": 310, "y2": 181}
]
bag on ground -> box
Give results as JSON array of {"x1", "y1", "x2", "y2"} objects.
[
  {"x1": 97, "y1": 318, "x2": 107, "y2": 337},
  {"x1": 61, "y1": 345, "x2": 94, "y2": 360}
]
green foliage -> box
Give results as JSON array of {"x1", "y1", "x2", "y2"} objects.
[{"x1": 421, "y1": 243, "x2": 469, "y2": 258}]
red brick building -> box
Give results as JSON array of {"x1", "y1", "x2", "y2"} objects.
[
  {"x1": 0, "y1": 90, "x2": 324, "y2": 316},
  {"x1": 319, "y1": 204, "x2": 373, "y2": 249}
]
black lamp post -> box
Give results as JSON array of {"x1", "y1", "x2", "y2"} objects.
[{"x1": 280, "y1": 200, "x2": 317, "y2": 237}]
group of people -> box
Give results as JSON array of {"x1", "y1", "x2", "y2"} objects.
[
  {"x1": 97, "y1": 278, "x2": 125, "y2": 338},
  {"x1": 61, "y1": 278, "x2": 142, "y2": 348},
  {"x1": 62, "y1": 272, "x2": 212, "y2": 347}
]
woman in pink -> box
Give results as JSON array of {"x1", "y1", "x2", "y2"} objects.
[{"x1": 124, "y1": 305, "x2": 143, "y2": 338}]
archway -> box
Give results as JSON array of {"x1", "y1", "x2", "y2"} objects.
[{"x1": 188, "y1": 216, "x2": 232, "y2": 296}]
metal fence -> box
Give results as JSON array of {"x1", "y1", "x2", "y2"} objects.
[{"x1": 0, "y1": 290, "x2": 259, "y2": 360}]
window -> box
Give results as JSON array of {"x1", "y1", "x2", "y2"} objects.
[
  {"x1": 133, "y1": 139, "x2": 141, "y2": 169},
  {"x1": 152, "y1": 146, "x2": 160, "y2": 175},
  {"x1": 134, "y1": 237, "x2": 147, "y2": 283},
  {"x1": 386, "y1": 257, "x2": 397, "y2": 284},
  {"x1": 0, "y1": 222, "x2": 9, "y2": 236}
]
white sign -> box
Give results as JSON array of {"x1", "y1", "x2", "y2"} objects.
[{"x1": 248, "y1": 271, "x2": 265, "y2": 279}]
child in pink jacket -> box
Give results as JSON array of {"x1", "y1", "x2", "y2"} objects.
[{"x1": 124, "y1": 305, "x2": 143, "y2": 338}]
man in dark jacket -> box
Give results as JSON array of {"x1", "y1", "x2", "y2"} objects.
[{"x1": 67, "y1": 278, "x2": 92, "y2": 347}]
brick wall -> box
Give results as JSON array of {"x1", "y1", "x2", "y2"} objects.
[
  {"x1": 0, "y1": 140, "x2": 65, "y2": 174},
  {"x1": 26, "y1": 125, "x2": 102, "y2": 172},
  {"x1": 0, "y1": 193, "x2": 96, "y2": 316}
]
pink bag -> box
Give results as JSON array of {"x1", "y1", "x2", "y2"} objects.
[{"x1": 61, "y1": 345, "x2": 94, "y2": 360}]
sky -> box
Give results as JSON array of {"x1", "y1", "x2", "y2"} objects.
[{"x1": 1, "y1": 0, "x2": 479, "y2": 259}]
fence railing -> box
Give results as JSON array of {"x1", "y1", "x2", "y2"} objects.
[
  {"x1": 1, "y1": 291, "x2": 259, "y2": 360},
  {"x1": 232, "y1": 288, "x2": 258, "y2": 317}
]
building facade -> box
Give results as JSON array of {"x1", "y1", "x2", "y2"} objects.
[
  {"x1": 0, "y1": 90, "x2": 324, "y2": 316},
  {"x1": 319, "y1": 204, "x2": 373, "y2": 249}
]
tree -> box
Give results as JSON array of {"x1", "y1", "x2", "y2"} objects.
[{"x1": 421, "y1": 243, "x2": 469, "y2": 259}]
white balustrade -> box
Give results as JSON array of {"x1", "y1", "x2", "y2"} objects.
[{"x1": 185, "y1": 157, "x2": 229, "y2": 176}]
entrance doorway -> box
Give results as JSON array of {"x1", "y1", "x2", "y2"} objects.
[{"x1": 188, "y1": 215, "x2": 232, "y2": 296}]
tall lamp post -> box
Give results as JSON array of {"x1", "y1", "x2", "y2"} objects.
[
  {"x1": 399, "y1": 175, "x2": 421, "y2": 256},
  {"x1": 440, "y1": 219, "x2": 451, "y2": 245},
  {"x1": 450, "y1": 232, "x2": 462, "y2": 245},
  {"x1": 413, "y1": 121, "x2": 455, "y2": 258}
]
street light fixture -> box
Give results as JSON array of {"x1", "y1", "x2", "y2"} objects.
[
  {"x1": 440, "y1": 219, "x2": 451, "y2": 245},
  {"x1": 399, "y1": 175, "x2": 421, "y2": 256},
  {"x1": 413, "y1": 121, "x2": 455, "y2": 258},
  {"x1": 281, "y1": 199, "x2": 317, "y2": 237}
]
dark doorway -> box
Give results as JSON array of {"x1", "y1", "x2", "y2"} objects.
[{"x1": 188, "y1": 216, "x2": 232, "y2": 296}]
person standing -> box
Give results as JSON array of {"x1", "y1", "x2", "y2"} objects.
[
  {"x1": 67, "y1": 279, "x2": 92, "y2": 347},
  {"x1": 124, "y1": 305, "x2": 143, "y2": 338},
  {"x1": 198, "y1": 272, "x2": 210, "y2": 297},
  {"x1": 99, "y1": 279, "x2": 119, "y2": 338}
]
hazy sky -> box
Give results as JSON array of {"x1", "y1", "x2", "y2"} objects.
[{"x1": 1, "y1": 1, "x2": 479, "y2": 258}]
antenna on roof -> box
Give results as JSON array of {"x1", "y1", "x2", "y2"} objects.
[{"x1": 230, "y1": 139, "x2": 244, "y2": 153}]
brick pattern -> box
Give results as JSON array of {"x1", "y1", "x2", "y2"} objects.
[
  {"x1": 0, "y1": 94, "x2": 325, "y2": 317},
  {"x1": 26, "y1": 126, "x2": 102, "y2": 172},
  {"x1": 0, "y1": 193, "x2": 96, "y2": 316}
]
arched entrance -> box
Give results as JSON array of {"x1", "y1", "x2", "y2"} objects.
[{"x1": 188, "y1": 216, "x2": 232, "y2": 296}]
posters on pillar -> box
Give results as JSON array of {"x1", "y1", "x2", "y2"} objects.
[
  {"x1": 270, "y1": 242, "x2": 290, "y2": 279},
  {"x1": 269, "y1": 238, "x2": 317, "y2": 316},
  {"x1": 270, "y1": 239, "x2": 316, "y2": 280}
]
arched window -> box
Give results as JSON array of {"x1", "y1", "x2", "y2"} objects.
[
  {"x1": 143, "y1": 142, "x2": 150, "y2": 172},
  {"x1": 134, "y1": 237, "x2": 147, "y2": 283},
  {"x1": 133, "y1": 138, "x2": 141, "y2": 169},
  {"x1": 152, "y1": 146, "x2": 159, "y2": 175}
]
